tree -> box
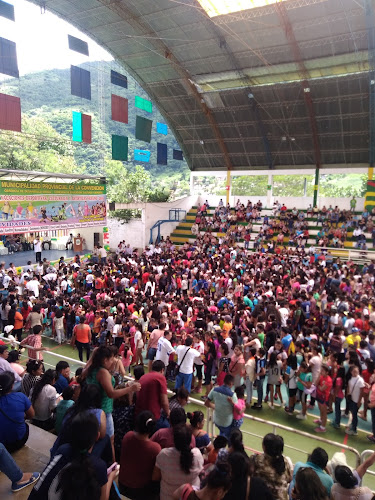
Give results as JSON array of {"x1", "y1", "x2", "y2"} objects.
[{"x1": 105, "y1": 161, "x2": 171, "y2": 222}]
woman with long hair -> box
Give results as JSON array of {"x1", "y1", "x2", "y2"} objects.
[
  {"x1": 28, "y1": 411, "x2": 117, "y2": 500},
  {"x1": 83, "y1": 346, "x2": 140, "y2": 456},
  {"x1": 252, "y1": 433, "x2": 293, "y2": 500},
  {"x1": 187, "y1": 410, "x2": 213, "y2": 455},
  {"x1": 50, "y1": 383, "x2": 107, "y2": 458},
  {"x1": 0, "y1": 371, "x2": 34, "y2": 452},
  {"x1": 291, "y1": 468, "x2": 328, "y2": 500},
  {"x1": 119, "y1": 411, "x2": 160, "y2": 500},
  {"x1": 30, "y1": 369, "x2": 58, "y2": 430},
  {"x1": 153, "y1": 424, "x2": 204, "y2": 500},
  {"x1": 8, "y1": 303, "x2": 24, "y2": 342},
  {"x1": 267, "y1": 351, "x2": 283, "y2": 409}
]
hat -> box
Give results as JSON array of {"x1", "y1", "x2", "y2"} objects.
[
  {"x1": 4, "y1": 325, "x2": 14, "y2": 334},
  {"x1": 352, "y1": 327, "x2": 359, "y2": 332}
]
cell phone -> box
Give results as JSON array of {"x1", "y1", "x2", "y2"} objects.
[{"x1": 107, "y1": 462, "x2": 119, "y2": 475}]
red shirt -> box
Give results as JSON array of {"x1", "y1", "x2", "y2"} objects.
[
  {"x1": 135, "y1": 372, "x2": 168, "y2": 419},
  {"x1": 151, "y1": 427, "x2": 196, "y2": 449},
  {"x1": 119, "y1": 432, "x2": 161, "y2": 488}
]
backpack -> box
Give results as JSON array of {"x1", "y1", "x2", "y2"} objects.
[{"x1": 288, "y1": 341, "x2": 295, "y2": 356}]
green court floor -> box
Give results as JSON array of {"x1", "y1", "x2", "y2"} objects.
[{"x1": 17, "y1": 337, "x2": 375, "y2": 490}]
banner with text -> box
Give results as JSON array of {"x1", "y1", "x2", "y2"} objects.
[{"x1": 0, "y1": 180, "x2": 107, "y2": 234}]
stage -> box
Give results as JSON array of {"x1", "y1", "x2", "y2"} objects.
[{"x1": 0, "y1": 248, "x2": 87, "y2": 268}]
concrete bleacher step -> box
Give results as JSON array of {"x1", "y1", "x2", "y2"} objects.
[{"x1": 0, "y1": 424, "x2": 56, "y2": 500}]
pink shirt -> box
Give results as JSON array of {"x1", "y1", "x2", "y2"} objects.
[{"x1": 233, "y1": 399, "x2": 246, "y2": 420}]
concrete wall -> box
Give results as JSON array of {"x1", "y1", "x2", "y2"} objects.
[
  {"x1": 107, "y1": 195, "x2": 199, "y2": 250},
  {"x1": 144, "y1": 195, "x2": 198, "y2": 245},
  {"x1": 107, "y1": 218, "x2": 145, "y2": 250}
]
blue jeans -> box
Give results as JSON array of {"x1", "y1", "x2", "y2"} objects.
[
  {"x1": 0, "y1": 443, "x2": 23, "y2": 485},
  {"x1": 217, "y1": 424, "x2": 232, "y2": 440},
  {"x1": 371, "y1": 408, "x2": 375, "y2": 436},
  {"x1": 334, "y1": 397, "x2": 343, "y2": 425},
  {"x1": 257, "y1": 378, "x2": 265, "y2": 405},
  {"x1": 348, "y1": 399, "x2": 359, "y2": 432},
  {"x1": 175, "y1": 372, "x2": 193, "y2": 393},
  {"x1": 12, "y1": 381, "x2": 22, "y2": 392},
  {"x1": 155, "y1": 414, "x2": 170, "y2": 432}
]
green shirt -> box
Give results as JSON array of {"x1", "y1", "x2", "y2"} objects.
[
  {"x1": 297, "y1": 372, "x2": 312, "y2": 391},
  {"x1": 208, "y1": 385, "x2": 238, "y2": 428},
  {"x1": 244, "y1": 296, "x2": 253, "y2": 309},
  {"x1": 86, "y1": 367, "x2": 114, "y2": 414},
  {"x1": 55, "y1": 399, "x2": 74, "y2": 434}
]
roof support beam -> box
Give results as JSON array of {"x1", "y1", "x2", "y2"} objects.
[
  {"x1": 364, "y1": 0, "x2": 375, "y2": 170},
  {"x1": 275, "y1": 1, "x2": 322, "y2": 204}
]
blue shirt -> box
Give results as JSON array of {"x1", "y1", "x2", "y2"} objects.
[
  {"x1": 289, "y1": 461, "x2": 334, "y2": 498},
  {"x1": 0, "y1": 392, "x2": 30, "y2": 444},
  {"x1": 54, "y1": 374, "x2": 69, "y2": 394}
]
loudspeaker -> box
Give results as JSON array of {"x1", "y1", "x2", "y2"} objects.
[
  {"x1": 109, "y1": 202, "x2": 115, "y2": 211},
  {"x1": 94, "y1": 232, "x2": 100, "y2": 246}
]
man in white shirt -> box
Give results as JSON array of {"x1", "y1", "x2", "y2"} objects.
[
  {"x1": 346, "y1": 366, "x2": 365, "y2": 435},
  {"x1": 25, "y1": 276, "x2": 40, "y2": 298},
  {"x1": 98, "y1": 246, "x2": 107, "y2": 264},
  {"x1": 33, "y1": 237, "x2": 42, "y2": 263},
  {"x1": 278, "y1": 302, "x2": 289, "y2": 327},
  {"x1": 175, "y1": 337, "x2": 200, "y2": 393},
  {"x1": 155, "y1": 331, "x2": 174, "y2": 369}
]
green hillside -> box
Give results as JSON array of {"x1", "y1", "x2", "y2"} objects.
[{"x1": 0, "y1": 61, "x2": 190, "y2": 199}]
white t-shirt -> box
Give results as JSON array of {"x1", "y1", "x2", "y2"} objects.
[
  {"x1": 112, "y1": 324, "x2": 122, "y2": 339},
  {"x1": 193, "y1": 341, "x2": 205, "y2": 366},
  {"x1": 31, "y1": 384, "x2": 58, "y2": 421},
  {"x1": 348, "y1": 375, "x2": 365, "y2": 404},
  {"x1": 176, "y1": 345, "x2": 200, "y2": 375},
  {"x1": 134, "y1": 331, "x2": 144, "y2": 349},
  {"x1": 34, "y1": 240, "x2": 42, "y2": 253},
  {"x1": 279, "y1": 307, "x2": 289, "y2": 327},
  {"x1": 26, "y1": 280, "x2": 40, "y2": 297},
  {"x1": 309, "y1": 354, "x2": 322, "y2": 384},
  {"x1": 156, "y1": 337, "x2": 174, "y2": 366}
]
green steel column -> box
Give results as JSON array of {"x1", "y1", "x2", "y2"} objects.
[{"x1": 313, "y1": 168, "x2": 319, "y2": 207}]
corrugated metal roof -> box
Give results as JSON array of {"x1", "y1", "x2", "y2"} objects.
[{"x1": 36, "y1": 0, "x2": 371, "y2": 170}]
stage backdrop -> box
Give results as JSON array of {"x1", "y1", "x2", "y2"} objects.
[{"x1": 0, "y1": 180, "x2": 106, "y2": 234}]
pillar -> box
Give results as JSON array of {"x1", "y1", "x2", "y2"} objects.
[
  {"x1": 189, "y1": 172, "x2": 194, "y2": 196},
  {"x1": 266, "y1": 172, "x2": 273, "y2": 208},
  {"x1": 313, "y1": 167, "x2": 320, "y2": 208},
  {"x1": 226, "y1": 170, "x2": 231, "y2": 205}
]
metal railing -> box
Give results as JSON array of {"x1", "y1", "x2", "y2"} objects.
[
  {"x1": 1, "y1": 336, "x2": 365, "y2": 477},
  {"x1": 205, "y1": 408, "x2": 361, "y2": 469}
]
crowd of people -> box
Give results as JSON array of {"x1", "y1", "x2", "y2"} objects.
[
  {"x1": 192, "y1": 198, "x2": 375, "y2": 252},
  {"x1": 0, "y1": 199, "x2": 375, "y2": 498}
]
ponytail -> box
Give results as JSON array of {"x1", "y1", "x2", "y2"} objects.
[
  {"x1": 263, "y1": 433, "x2": 286, "y2": 475},
  {"x1": 173, "y1": 424, "x2": 193, "y2": 474}
]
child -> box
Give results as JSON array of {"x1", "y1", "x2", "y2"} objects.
[
  {"x1": 20, "y1": 325, "x2": 48, "y2": 360},
  {"x1": 97, "y1": 324, "x2": 108, "y2": 346},
  {"x1": 331, "y1": 366, "x2": 346, "y2": 429},
  {"x1": 207, "y1": 435, "x2": 228, "y2": 464},
  {"x1": 296, "y1": 361, "x2": 313, "y2": 420},
  {"x1": 119, "y1": 344, "x2": 132, "y2": 373},
  {"x1": 228, "y1": 386, "x2": 246, "y2": 428},
  {"x1": 55, "y1": 386, "x2": 75, "y2": 433}
]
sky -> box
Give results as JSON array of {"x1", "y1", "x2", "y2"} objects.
[{"x1": 1, "y1": 0, "x2": 113, "y2": 77}]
